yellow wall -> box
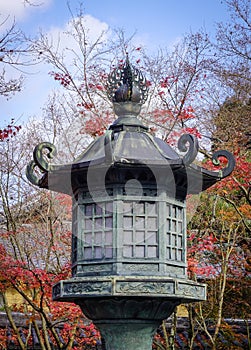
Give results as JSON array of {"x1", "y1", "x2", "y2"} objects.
[{"x1": 4, "y1": 288, "x2": 25, "y2": 307}]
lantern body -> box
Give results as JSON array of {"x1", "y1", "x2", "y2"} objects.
[{"x1": 72, "y1": 186, "x2": 187, "y2": 279}]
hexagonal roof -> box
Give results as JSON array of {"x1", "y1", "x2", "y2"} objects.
[{"x1": 26, "y1": 58, "x2": 235, "y2": 198}]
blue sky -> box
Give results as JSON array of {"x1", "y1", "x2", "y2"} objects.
[
  {"x1": 19, "y1": 0, "x2": 229, "y2": 48},
  {"x1": 0, "y1": 0, "x2": 229, "y2": 125}
]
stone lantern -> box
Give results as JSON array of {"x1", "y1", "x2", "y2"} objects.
[{"x1": 26, "y1": 57, "x2": 235, "y2": 350}]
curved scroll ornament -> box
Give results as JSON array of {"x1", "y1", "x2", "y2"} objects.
[
  {"x1": 178, "y1": 134, "x2": 199, "y2": 165},
  {"x1": 26, "y1": 142, "x2": 57, "y2": 186},
  {"x1": 212, "y1": 150, "x2": 236, "y2": 178}
]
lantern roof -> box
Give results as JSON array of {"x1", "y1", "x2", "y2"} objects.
[{"x1": 26, "y1": 58, "x2": 235, "y2": 198}]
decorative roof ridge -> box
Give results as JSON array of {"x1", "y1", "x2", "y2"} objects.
[{"x1": 26, "y1": 134, "x2": 235, "y2": 188}]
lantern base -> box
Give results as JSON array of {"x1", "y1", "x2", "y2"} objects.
[
  {"x1": 53, "y1": 277, "x2": 206, "y2": 350},
  {"x1": 53, "y1": 275, "x2": 206, "y2": 301}
]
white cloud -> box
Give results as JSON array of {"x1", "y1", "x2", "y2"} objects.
[
  {"x1": 0, "y1": 13, "x2": 110, "y2": 125},
  {"x1": 72, "y1": 14, "x2": 109, "y2": 44},
  {"x1": 0, "y1": 0, "x2": 52, "y2": 24},
  {"x1": 47, "y1": 14, "x2": 109, "y2": 54},
  {"x1": 44, "y1": 14, "x2": 110, "y2": 75}
]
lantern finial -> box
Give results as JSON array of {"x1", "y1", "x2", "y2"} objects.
[{"x1": 106, "y1": 55, "x2": 148, "y2": 107}]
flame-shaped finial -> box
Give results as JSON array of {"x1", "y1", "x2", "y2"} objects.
[{"x1": 107, "y1": 55, "x2": 148, "y2": 105}]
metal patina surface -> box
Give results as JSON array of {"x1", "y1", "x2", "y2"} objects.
[{"x1": 26, "y1": 57, "x2": 235, "y2": 350}]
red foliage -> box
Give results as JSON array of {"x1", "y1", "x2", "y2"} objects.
[
  {"x1": 0, "y1": 189, "x2": 103, "y2": 348},
  {"x1": 0, "y1": 120, "x2": 21, "y2": 141},
  {"x1": 82, "y1": 111, "x2": 114, "y2": 137},
  {"x1": 0, "y1": 241, "x2": 101, "y2": 348},
  {"x1": 149, "y1": 107, "x2": 200, "y2": 145},
  {"x1": 77, "y1": 101, "x2": 95, "y2": 111},
  {"x1": 204, "y1": 150, "x2": 251, "y2": 195},
  {"x1": 56, "y1": 193, "x2": 72, "y2": 218},
  {"x1": 49, "y1": 71, "x2": 71, "y2": 87},
  {"x1": 88, "y1": 83, "x2": 104, "y2": 91},
  {"x1": 145, "y1": 80, "x2": 152, "y2": 87},
  {"x1": 187, "y1": 232, "x2": 250, "y2": 279},
  {"x1": 184, "y1": 127, "x2": 201, "y2": 138}
]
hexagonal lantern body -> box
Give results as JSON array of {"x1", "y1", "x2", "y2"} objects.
[
  {"x1": 71, "y1": 147, "x2": 188, "y2": 280},
  {"x1": 26, "y1": 59, "x2": 235, "y2": 350},
  {"x1": 72, "y1": 184, "x2": 187, "y2": 279}
]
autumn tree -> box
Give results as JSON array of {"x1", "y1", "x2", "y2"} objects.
[
  {"x1": 181, "y1": 1, "x2": 251, "y2": 348},
  {"x1": 0, "y1": 7, "x2": 126, "y2": 348},
  {"x1": 214, "y1": 0, "x2": 251, "y2": 99},
  {"x1": 140, "y1": 30, "x2": 213, "y2": 145},
  {"x1": 206, "y1": 0, "x2": 251, "y2": 272},
  {"x1": 184, "y1": 101, "x2": 251, "y2": 349},
  {"x1": 0, "y1": 7, "x2": 33, "y2": 143},
  {"x1": 0, "y1": 21, "x2": 24, "y2": 97},
  {"x1": 184, "y1": 98, "x2": 251, "y2": 350},
  {"x1": 0, "y1": 112, "x2": 103, "y2": 348},
  {"x1": 30, "y1": 3, "x2": 222, "y2": 148}
]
